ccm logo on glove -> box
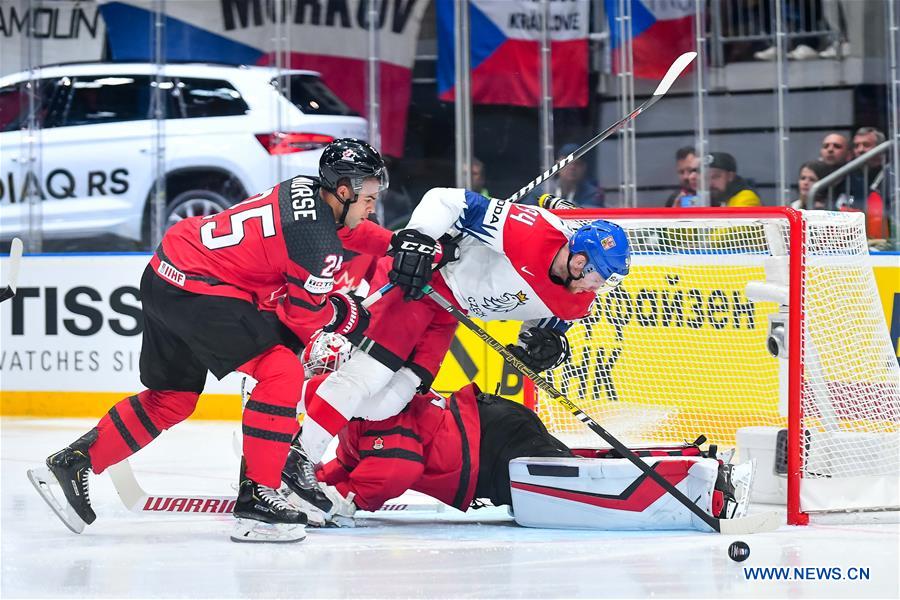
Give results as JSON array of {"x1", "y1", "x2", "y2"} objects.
[
  {"x1": 398, "y1": 240, "x2": 437, "y2": 255},
  {"x1": 389, "y1": 229, "x2": 438, "y2": 301}
]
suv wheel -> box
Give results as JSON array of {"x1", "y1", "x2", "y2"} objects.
[{"x1": 165, "y1": 189, "x2": 232, "y2": 227}]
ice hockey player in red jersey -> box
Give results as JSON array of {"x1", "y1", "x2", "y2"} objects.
[
  {"x1": 28, "y1": 139, "x2": 389, "y2": 543},
  {"x1": 286, "y1": 188, "x2": 632, "y2": 482},
  {"x1": 279, "y1": 331, "x2": 570, "y2": 520},
  {"x1": 289, "y1": 333, "x2": 748, "y2": 532}
]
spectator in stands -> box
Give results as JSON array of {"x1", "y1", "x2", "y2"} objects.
[
  {"x1": 665, "y1": 146, "x2": 699, "y2": 207},
  {"x1": 791, "y1": 160, "x2": 832, "y2": 209},
  {"x1": 705, "y1": 152, "x2": 761, "y2": 207},
  {"x1": 836, "y1": 127, "x2": 893, "y2": 244},
  {"x1": 471, "y1": 157, "x2": 490, "y2": 198},
  {"x1": 547, "y1": 143, "x2": 605, "y2": 207},
  {"x1": 753, "y1": 0, "x2": 833, "y2": 60},
  {"x1": 819, "y1": 0, "x2": 854, "y2": 58},
  {"x1": 852, "y1": 127, "x2": 885, "y2": 165},
  {"x1": 819, "y1": 133, "x2": 851, "y2": 168}
]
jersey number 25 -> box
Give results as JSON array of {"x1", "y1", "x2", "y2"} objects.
[{"x1": 200, "y1": 188, "x2": 276, "y2": 250}]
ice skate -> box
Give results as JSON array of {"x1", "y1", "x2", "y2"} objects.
[
  {"x1": 27, "y1": 428, "x2": 98, "y2": 534},
  {"x1": 281, "y1": 432, "x2": 334, "y2": 515},
  {"x1": 231, "y1": 466, "x2": 307, "y2": 543}
]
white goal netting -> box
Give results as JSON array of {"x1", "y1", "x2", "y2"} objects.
[{"x1": 533, "y1": 210, "x2": 899, "y2": 514}]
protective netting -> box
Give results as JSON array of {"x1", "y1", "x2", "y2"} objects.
[{"x1": 534, "y1": 211, "x2": 899, "y2": 509}]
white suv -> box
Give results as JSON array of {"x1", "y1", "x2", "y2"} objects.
[{"x1": 0, "y1": 62, "x2": 367, "y2": 246}]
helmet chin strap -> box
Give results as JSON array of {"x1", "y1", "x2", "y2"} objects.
[
  {"x1": 336, "y1": 189, "x2": 358, "y2": 227},
  {"x1": 550, "y1": 252, "x2": 586, "y2": 287}
]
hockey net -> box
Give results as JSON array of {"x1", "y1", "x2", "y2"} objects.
[{"x1": 526, "y1": 208, "x2": 899, "y2": 524}]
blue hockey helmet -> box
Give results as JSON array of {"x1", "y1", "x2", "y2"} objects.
[{"x1": 568, "y1": 220, "x2": 631, "y2": 289}]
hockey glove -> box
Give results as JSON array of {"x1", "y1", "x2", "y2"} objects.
[
  {"x1": 389, "y1": 229, "x2": 438, "y2": 301},
  {"x1": 322, "y1": 291, "x2": 370, "y2": 341},
  {"x1": 507, "y1": 326, "x2": 571, "y2": 373}
]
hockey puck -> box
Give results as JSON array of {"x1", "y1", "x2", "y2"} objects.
[{"x1": 728, "y1": 541, "x2": 750, "y2": 562}]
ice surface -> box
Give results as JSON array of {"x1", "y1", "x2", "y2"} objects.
[{"x1": 3, "y1": 418, "x2": 898, "y2": 598}]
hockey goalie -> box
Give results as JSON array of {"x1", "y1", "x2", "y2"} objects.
[{"x1": 287, "y1": 332, "x2": 754, "y2": 532}]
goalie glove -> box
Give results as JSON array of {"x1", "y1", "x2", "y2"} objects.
[
  {"x1": 389, "y1": 229, "x2": 437, "y2": 301},
  {"x1": 507, "y1": 326, "x2": 570, "y2": 373}
]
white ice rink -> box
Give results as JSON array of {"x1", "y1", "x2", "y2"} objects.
[{"x1": 2, "y1": 417, "x2": 898, "y2": 599}]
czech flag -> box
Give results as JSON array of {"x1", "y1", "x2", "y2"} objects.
[
  {"x1": 437, "y1": 0, "x2": 589, "y2": 108},
  {"x1": 606, "y1": 0, "x2": 696, "y2": 79}
]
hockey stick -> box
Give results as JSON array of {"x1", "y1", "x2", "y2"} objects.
[
  {"x1": 103, "y1": 283, "x2": 402, "y2": 519},
  {"x1": 361, "y1": 281, "x2": 393, "y2": 308},
  {"x1": 367, "y1": 54, "x2": 697, "y2": 302},
  {"x1": 107, "y1": 459, "x2": 445, "y2": 518},
  {"x1": 422, "y1": 285, "x2": 780, "y2": 535},
  {"x1": 0, "y1": 238, "x2": 24, "y2": 303},
  {"x1": 505, "y1": 51, "x2": 697, "y2": 203}
]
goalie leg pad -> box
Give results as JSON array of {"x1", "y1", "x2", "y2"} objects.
[
  {"x1": 509, "y1": 456, "x2": 720, "y2": 531},
  {"x1": 302, "y1": 352, "x2": 395, "y2": 462}
]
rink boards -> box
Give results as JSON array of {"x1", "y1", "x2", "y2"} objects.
[{"x1": 0, "y1": 252, "x2": 898, "y2": 418}]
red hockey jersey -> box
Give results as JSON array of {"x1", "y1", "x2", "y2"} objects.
[
  {"x1": 316, "y1": 383, "x2": 483, "y2": 512},
  {"x1": 333, "y1": 218, "x2": 393, "y2": 294},
  {"x1": 149, "y1": 176, "x2": 390, "y2": 343}
]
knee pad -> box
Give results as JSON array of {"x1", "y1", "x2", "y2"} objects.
[
  {"x1": 141, "y1": 390, "x2": 200, "y2": 430},
  {"x1": 240, "y1": 345, "x2": 304, "y2": 409}
]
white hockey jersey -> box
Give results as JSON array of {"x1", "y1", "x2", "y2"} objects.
[{"x1": 407, "y1": 188, "x2": 595, "y2": 325}]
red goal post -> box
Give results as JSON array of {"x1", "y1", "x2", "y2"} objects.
[{"x1": 522, "y1": 207, "x2": 899, "y2": 526}]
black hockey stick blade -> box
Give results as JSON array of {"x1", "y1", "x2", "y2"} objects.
[
  {"x1": 422, "y1": 284, "x2": 780, "y2": 534},
  {"x1": 505, "y1": 51, "x2": 697, "y2": 203},
  {"x1": 0, "y1": 237, "x2": 23, "y2": 303}
]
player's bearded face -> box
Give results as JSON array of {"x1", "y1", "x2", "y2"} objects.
[{"x1": 565, "y1": 253, "x2": 606, "y2": 293}]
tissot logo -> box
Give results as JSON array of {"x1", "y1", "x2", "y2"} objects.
[{"x1": 4, "y1": 285, "x2": 143, "y2": 337}]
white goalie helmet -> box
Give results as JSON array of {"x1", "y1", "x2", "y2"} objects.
[{"x1": 301, "y1": 331, "x2": 354, "y2": 378}]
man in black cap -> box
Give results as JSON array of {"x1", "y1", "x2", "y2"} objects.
[{"x1": 705, "y1": 152, "x2": 761, "y2": 207}]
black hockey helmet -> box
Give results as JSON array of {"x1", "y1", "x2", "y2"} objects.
[{"x1": 319, "y1": 138, "x2": 389, "y2": 196}]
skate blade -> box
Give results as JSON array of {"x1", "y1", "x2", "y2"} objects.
[
  {"x1": 284, "y1": 490, "x2": 329, "y2": 524},
  {"x1": 230, "y1": 518, "x2": 306, "y2": 543},
  {"x1": 27, "y1": 466, "x2": 86, "y2": 534}
]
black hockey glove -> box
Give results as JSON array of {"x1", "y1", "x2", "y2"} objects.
[
  {"x1": 323, "y1": 291, "x2": 370, "y2": 341},
  {"x1": 507, "y1": 326, "x2": 571, "y2": 373},
  {"x1": 389, "y1": 229, "x2": 438, "y2": 301}
]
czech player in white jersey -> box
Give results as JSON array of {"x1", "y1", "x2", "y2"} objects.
[{"x1": 282, "y1": 188, "x2": 631, "y2": 496}]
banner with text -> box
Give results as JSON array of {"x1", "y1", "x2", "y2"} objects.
[
  {"x1": 0, "y1": 0, "x2": 106, "y2": 75},
  {"x1": 437, "y1": 0, "x2": 589, "y2": 107},
  {"x1": 2, "y1": 254, "x2": 897, "y2": 419}
]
